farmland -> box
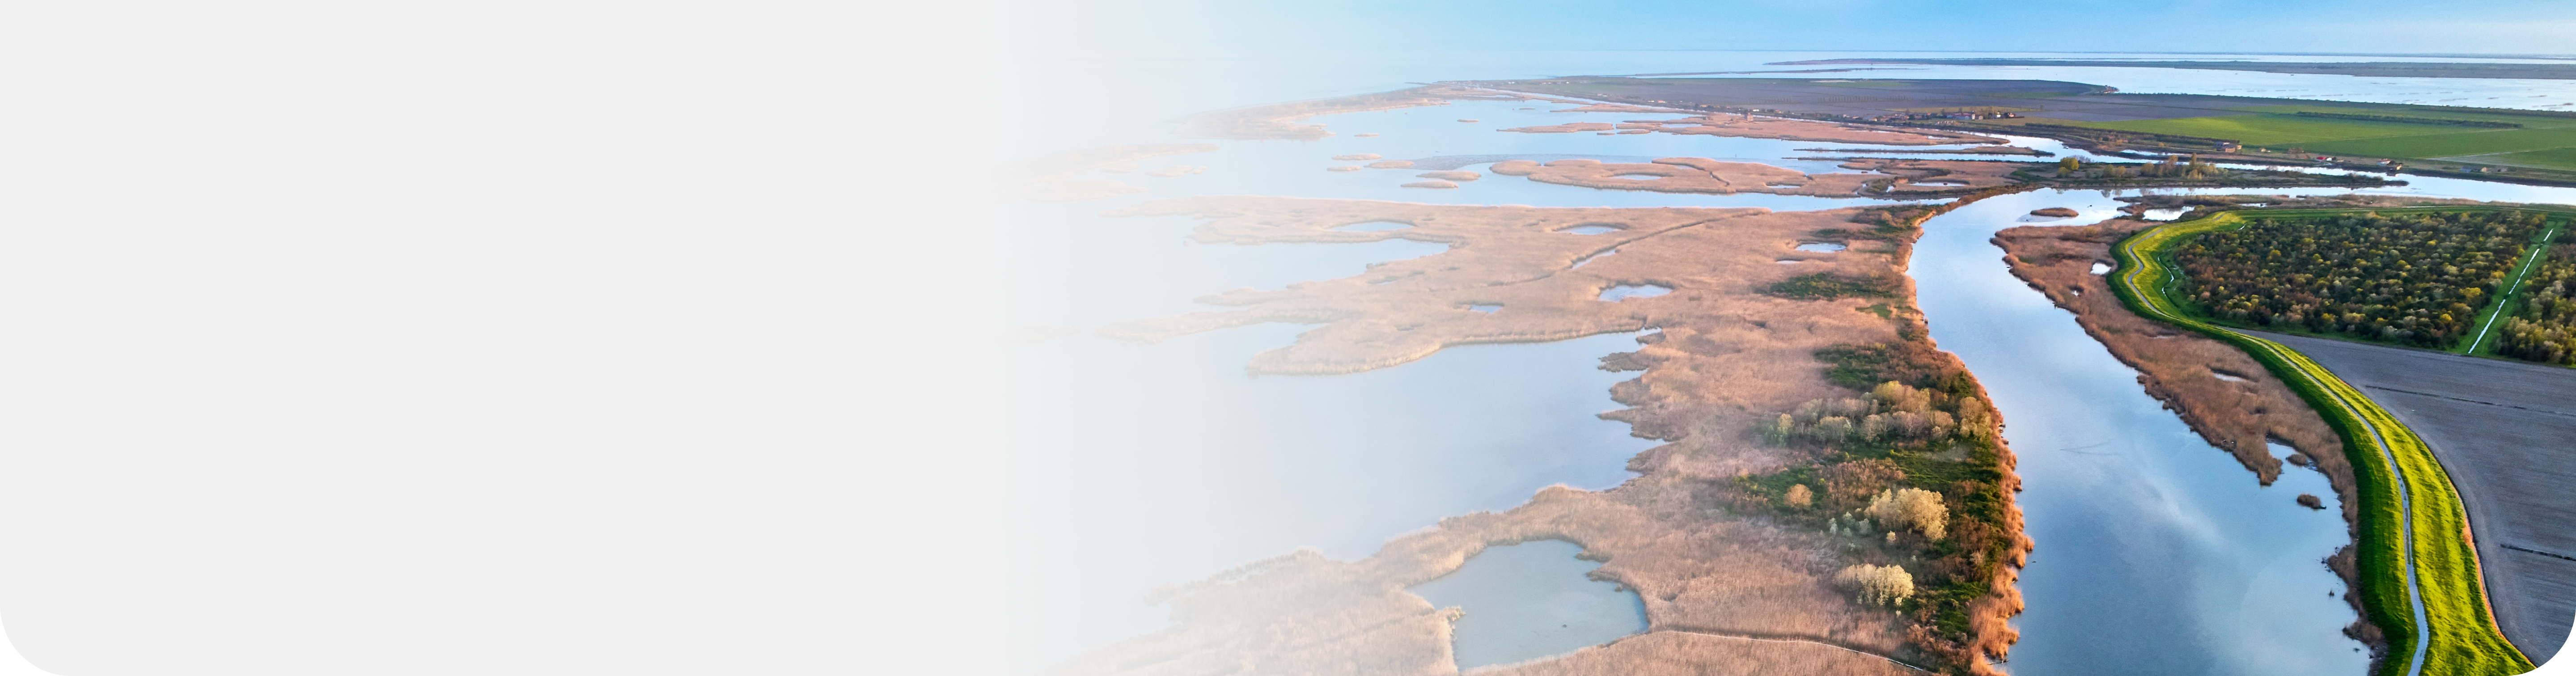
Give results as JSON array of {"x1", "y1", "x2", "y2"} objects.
[
  {"x1": 2077, "y1": 114, "x2": 2471, "y2": 147},
  {"x1": 2054, "y1": 103, "x2": 2576, "y2": 168},
  {"x1": 2253, "y1": 330, "x2": 2576, "y2": 663}
]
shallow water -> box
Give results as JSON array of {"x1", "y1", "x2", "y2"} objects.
[
  {"x1": 1796, "y1": 242, "x2": 1847, "y2": 252},
  {"x1": 1409, "y1": 540, "x2": 1648, "y2": 669}
]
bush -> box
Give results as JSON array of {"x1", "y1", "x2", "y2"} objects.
[
  {"x1": 1867, "y1": 487, "x2": 1949, "y2": 540},
  {"x1": 1835, "y1": 564, "x2": 1915, "y2": 607}
]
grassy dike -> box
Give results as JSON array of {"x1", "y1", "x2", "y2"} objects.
[{"x1": 2108, "y1": 208, "x2": 2534, "y2": 676}]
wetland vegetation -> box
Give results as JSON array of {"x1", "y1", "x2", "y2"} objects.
[{"x1": 1733, "y1": 341, "x2": 2022, "y2": 664}]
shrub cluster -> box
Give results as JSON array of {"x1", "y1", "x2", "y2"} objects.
[
  {"x1": 1758, "y1": 380, "x2": 1993, "y2": 447},
  {"x1": 2497, "y1": 245, "x2": 2576, "y2": 364},
  {"x1": 1835, "y1": 564, "x2": 1915, "y2": 607},
  {"x1": 1868, "y1": 487, "x2": 1949, "y2": 540},
  {"x1": 2173, "y1": 210, "x2": 2547, "y2": 348},
  {"x1": 1727, "y1": 342, "x2": 2014, "y2": 668}
]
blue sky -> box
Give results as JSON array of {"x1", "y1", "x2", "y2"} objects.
[{"x1": 1006, "y1": 0, "x2": 2576, "y2": 57}]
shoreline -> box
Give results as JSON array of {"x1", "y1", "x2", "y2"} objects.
[{"x1": 1070, "y1": 190, "x2": 2034, "y2": 674}]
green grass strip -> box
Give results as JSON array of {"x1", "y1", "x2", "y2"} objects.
[{"x1": 2110, "y1": 209, "x2": 2534, "y2": 676}]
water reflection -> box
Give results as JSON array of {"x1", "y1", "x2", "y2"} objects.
[{"x1": 1911, "y1": 189, "x2": 2366, "y2": 675}]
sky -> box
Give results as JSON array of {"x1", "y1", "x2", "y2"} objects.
[{"x1": 998, "y1": 0, "x2": 2576, "y2": 58}]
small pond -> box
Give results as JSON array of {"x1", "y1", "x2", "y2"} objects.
[
  {"x1": 1408, "y1": 540, "x2": 1647, "y2": 669},
  {"x1": 1559, "y1": 225, "x2": 1623, "y2": 235},
  {"x1": 1796, "y1": 242, "x2": 1846, "y2": 252},
  {"x1": 1598, "y1": 284, "x2": 1672, "y2": 301}
]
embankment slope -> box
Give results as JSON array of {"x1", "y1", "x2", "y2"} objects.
[{"x1": 2250, "y1": 330, "x2": 2576, "y2": 663}]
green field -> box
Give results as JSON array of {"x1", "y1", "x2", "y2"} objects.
[
  {"x1": 2080, "y1": 114, "x2": 2466, "y2": 146},
  {"x1": 2066, "y1": 104, "x2": 2576, "y2": 163},
  {"x1": 2307, "y1": 127, "x2": 2576, "y2": 159},
  {"x1": 2459, "y1": 146, "x2": 2576, "y2": 171},
  {"x1": 2112, "y1": 208, "x2": 2553, "y2": 676}
]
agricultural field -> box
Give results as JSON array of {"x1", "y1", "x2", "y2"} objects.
[
  {"x1": 2167, "y1": 209, "x2": 2553, "y2": 350},
  {"x1": 2076, "y1": 113, "x2": 2467, "y2": 147},
  {"x1": 2252, "y1": 330, "x2": 2576, "y2": 662},
  {"x1": 2060, "y1": 103, "x2": 2576, "y2": 165},
  {"x1": 2446, "y1": 147, "x2": 2576, "y2": 172}
]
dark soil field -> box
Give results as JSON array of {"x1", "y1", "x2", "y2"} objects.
[{"x1": 2251, "y1": 330, "x2": 2576, "y2": 663}]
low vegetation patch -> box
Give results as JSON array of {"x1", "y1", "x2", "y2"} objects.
[
  {"x1": 2170, "y1": 209, "x2": 2549, "y2": 348},
  {"x1": 1771, "y1": 273, "x2": 1899, "y2": 300}
]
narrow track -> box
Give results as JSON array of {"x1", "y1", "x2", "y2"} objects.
[{"x1": 2466, "y1": 225, "x2": 2561, "y2": 355}]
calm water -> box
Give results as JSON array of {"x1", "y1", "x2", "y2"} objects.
[
  {"x1": 1911, "y1": 188, "x2": 2367, "y2": 675},
  {"x1": 992, "y1": 54, "x2": 2576, "y2": 674},
  {"x1": 1409, "y1": 540, "x2": 1648, "y2": 669}
]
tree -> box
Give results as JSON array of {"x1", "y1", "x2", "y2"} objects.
[
  {"x1": 1785, "y1": 484, "x2": 1813, "y2": 508},
  {"x1": 2058, "y1": 156, "x2": 2081, "y2": 173},
  {"x1": 1835, "y1": 564, "x2": 1915, "y2": 606},
  {"x1": 1867, "y1": 487, "x2": 1949, "y2": 540}
]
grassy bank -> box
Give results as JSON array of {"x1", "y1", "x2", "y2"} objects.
[{"x1": 2110, "y1": 209, "x2": 2534, "y2": 676}]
